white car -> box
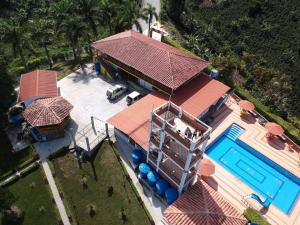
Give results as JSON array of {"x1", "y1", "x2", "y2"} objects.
[
  {"x1": 126, "y1": 91, "x2": 142, "y2": 105},
  {"x1": 106, "y1": 84, "x2": 127, "y2": 100}
]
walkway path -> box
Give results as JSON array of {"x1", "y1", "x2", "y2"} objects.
[{"x1": 42, "y1": 161, "x2": 71, "y2": 225}]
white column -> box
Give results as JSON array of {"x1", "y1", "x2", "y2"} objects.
[
  {"x1": 178, "y1": 142, "x2": 196, "y2": 193},
  {"x1": 146, "y1": 113, "x2": 153, "y2": 162},
  {"x1": 156, "y1": 121, "x2": 166, "y2": 172}
]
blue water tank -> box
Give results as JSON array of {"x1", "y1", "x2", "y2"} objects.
[
  {"x1": 94, "y1": 62, "x2": 100, "y2": 75},
  {"x1": 210, "y1": 69, "x2": 219, "y2": 79},
  {"x1": 156, "y1": 179, "x2": 169, "y2": 196},
  {"x1": 165, "y1": 188, "x2": 178, "y2": 205},
  {"x1": 131, "y1": 149, "x2": 144, "y2": 165},
  {"x1": 139, "y1": 163, "x2": 150, "y2": 179},
  {"x1": 9, "y1": 114, "x2": 23, "y2": 126},
  {"x1": 147, "y1": 171, "x2": 159, "y2": 187}
]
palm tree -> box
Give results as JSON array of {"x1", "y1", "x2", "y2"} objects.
[
  {"x1": 117, "y1": 0, "x2": 144, "y2": 33},
  {"x1": 28, "y1": 18, "x2": 54, "y2": 68},
  {"x1": 98, "y1": 0, "x2": 117, "y2": 35},
  {"x1": 51, "y1": 0, "x2": 87, "y2": 63},
  {"x1": 143, "y1": 3, "x2": 158, "y2": 37},
  {"x1": 75, "y1": 0, "x2": 99, "y2": 39},
  {"x1": 0, "y1": 17, "x2": 28, "y2": 70}
]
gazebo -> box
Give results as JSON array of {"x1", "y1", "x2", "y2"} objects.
[{"x1": 23, "y1": 96, "x2": 73, "y2": 141}]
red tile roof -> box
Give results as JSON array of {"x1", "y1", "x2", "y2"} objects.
[
  {"x1": 23, "y1": 96, "x2": 73, "y2": 127},
  {"x1": 164, "y1": 179, "x2": 247, "y2": 225},
  {"x1": 18, "y1": 70, "x2": 58, "y2": 102},
  {"x1": 108, "y1": 74, "x2": 229, "y2": 150},
  {"x1": 92, "y1": 31, "x2": 210, "y2": 90}
]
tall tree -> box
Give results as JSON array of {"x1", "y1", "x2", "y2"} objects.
[
  {"x1": 75, "y1": 0, "x2": 99, "y2": 39},
  {"x1": 143, "y1": 3, "x2": 158, "y2": 37},
  {"x1": 117, "y1": 0, "x2": 144, "y2": 33},
  {"x1": 98, "y1": 0, "x2": 117, "y2": 35},
  {"x1": 51, "y1": 0, "x2": 87, "y2": 63},
  {"x1": 0, "y1": 17, "x2": 28, "y2": 70},
  {"x1": 28, "y1": 18, "x2": 54, "y2": 69}
]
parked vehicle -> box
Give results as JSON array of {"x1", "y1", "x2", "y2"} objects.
[
  {"x1": 106, "y1": 84, "x2": 127, "y2": 100},
  {"x1": 126, "y1": 91, "x2": 142, "y2": 105}
]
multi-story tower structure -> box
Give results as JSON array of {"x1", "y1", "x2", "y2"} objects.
[{"x1": 147, "y1": 102, "x2": 211, "y2": 194}]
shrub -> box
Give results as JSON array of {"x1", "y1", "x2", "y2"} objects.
[
  {"x1": 1, "y1": 205, "x2": 24, "y2": 225},
  {"x1": 243, "y1": 208, "x2": 271, "y2": 225},
  {"x1": 86, "y1": 204, "x2": 96, "y2": 217}
]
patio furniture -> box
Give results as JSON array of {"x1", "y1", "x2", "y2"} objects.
[{"x1": 258, "y1": 116, "x2": 267, "y2": 126}]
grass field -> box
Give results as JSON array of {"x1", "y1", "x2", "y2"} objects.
[
  {"x1": 51, "y1": 142, "x2": 152, "y2": 225},
  {"x1": 0, "y1": 168, "x2": 59, "y2": 225}
]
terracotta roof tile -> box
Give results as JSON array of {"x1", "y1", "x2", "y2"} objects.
[
  {"x1": 164, "y1": 179, "x2": 247, "y2": 225},
  {"x1": 18, "y1": 70, "x2": 58, "y2": 102},
  {"x1": 92, "y1": 31, "x2": 210, "y2": 90},
  {"x1": 23, "y1": 96, "x2": 73, "y2": 127}
]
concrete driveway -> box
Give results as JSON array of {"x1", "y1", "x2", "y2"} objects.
[
  {"x1": 35, "y1": 63, "x2": 129, "y2": 159},
  {"x1": 58, "y1": 64, "x2": 128, "y2": 128}
]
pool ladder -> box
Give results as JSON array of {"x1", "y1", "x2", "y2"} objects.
[
  {"x1": 243, "y1": 193, "x2": 271, "y2": 208},
  {"x1": 225, "y1": 124, "x2": 244, "y2": 141}
]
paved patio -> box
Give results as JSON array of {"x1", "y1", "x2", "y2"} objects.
[
  {"x1": 206, "y1": 95, "x2": 300, "y2": 225},
  {"x1": 35, "y1": 64, "x2": 128, "y2": 159}
]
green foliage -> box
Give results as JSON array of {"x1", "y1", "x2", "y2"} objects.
[
  {"x1": 166, "y1": 0, "x2": 186, "y2": 23},
  {"x1": 161, "y1": 34, "x2": 300, "y2": 145},
  {"x1": 0, "y1": 189, "x2": 15, "y2": 210},
  {"x1": 165, "y1": 0, "x2": 300, "y2": 135},
  {"x1": 243, "y1": 208, "x2": 271, "y2": 225},
  {"x1": 1, "y1": 0, "x2": 144, "y2": 74}
]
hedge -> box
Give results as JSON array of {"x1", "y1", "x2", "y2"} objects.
[{"x1": 243, "y1": 208, "x2": 271, "y2": 225}]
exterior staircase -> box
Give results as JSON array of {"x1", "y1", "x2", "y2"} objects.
[{"x1": 225, "y1": 124, "x2": 245, "y2": 141}]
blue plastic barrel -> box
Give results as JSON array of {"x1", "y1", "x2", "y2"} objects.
[
  {"x1": 147, "y1": 171, "x2": 159, "y2": 187},
  {"x1": 9, "y1": 114, "x2": 23, "y2": 126},
  {"x1": 156, "y1": 179, "x2": 169, "y2": 196},
  {"x1": 210, "y1": 69, "x2": 219, "y2": 79},
  {"x1": 94, "y1": 62, "x2": 100, "y2": 75},
  {"x1": 139, "y1": 163, "x2": 150, "y2": 179},
  {"x1": 131, "y1": 149, "x2": 144, "y2": 165},
  {"x1": 165, "y1": 188, "x2": 179, "y2": 205}
]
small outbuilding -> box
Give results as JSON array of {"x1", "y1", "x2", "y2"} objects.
[{"x1": 23, "y1": 96, "x2": 73, "y2": 141}]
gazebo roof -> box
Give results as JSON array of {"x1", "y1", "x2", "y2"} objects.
[
  {"x1": 164, "y1": 179, "x2": 247, "y2": 225},
  {"x1": 23, "y1": 96, "x2": 73, "y2": 127}
]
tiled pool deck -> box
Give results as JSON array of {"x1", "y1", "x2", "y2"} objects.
[{"x1": 206, "y1": 95, "x2": 300, "y2": 225}]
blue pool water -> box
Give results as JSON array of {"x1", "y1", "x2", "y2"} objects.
[{"x1": 206, "y1": 124, "x2": 300, "y2": 214}]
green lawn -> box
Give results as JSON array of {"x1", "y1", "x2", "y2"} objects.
[
  {"x1": 51, "y1": 142, "x2": 152, "y2": 225},
  {"x1": 0, "y1": 168, "x2": 59, "y2": 225}
]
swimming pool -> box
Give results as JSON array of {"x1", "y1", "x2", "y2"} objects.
[{"x1": 206, "y1": 123, "x2": 300, "y2": 214}]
